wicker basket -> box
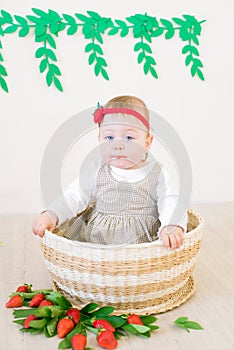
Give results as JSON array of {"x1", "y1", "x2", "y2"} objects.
[{"x1": 41, "y1": 209, "x2": 203, "y2": 315}]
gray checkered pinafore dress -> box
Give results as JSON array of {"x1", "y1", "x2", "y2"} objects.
[{"x1": 65, "y1": 162, "x2": 162, "y2": 244}]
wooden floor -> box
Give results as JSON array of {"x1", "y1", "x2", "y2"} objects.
[{"x1": 1, "y1": 203, "x2": 234, "y2": 350}]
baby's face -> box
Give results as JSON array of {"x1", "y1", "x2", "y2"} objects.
[{"x1": 99, "y1": 123, "x2": 153, "y2": 169}]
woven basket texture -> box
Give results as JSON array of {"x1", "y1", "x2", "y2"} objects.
[{"x1": 41, "y1": 209, "x2": 203, "y2": 315}]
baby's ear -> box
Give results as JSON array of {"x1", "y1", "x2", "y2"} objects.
[{"x1": 146, "y1": 134, "x2": 154, "y2": 149}]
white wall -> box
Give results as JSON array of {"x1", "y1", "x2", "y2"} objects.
[{"x1": 1, "y1": 0, "x2": 234, "y2": 213}]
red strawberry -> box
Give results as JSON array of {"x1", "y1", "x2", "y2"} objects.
[
  {"x1": 29, "y1": 293, "x2": 45, "y2": 307},
  {"x1": 24, "y1": 314, "x2": 38, "y2": 329},
  {"x1": 6, "y1": 294, "x2": 23, "y2": 308},
  {"x1": 97, "y1": 330, "x2": 118, "y2": 349},
  {"x1": 66, "y1": 308, "x2": 80, "y2": 324},
  {"x1": 93, "y1": 319, "x2": 115, "y2": 332},
  {"x1": 16, "y1": 284, "x2": 31, "y2": 293},
  {"x1": 71, "y1": 333, "x2": 87, "y2": 350},
  {"x1": 39, "y1": 299, "x2": 53, "y2": 307},
  {"x1": 57, "y1": 317, "x2": 75, "y2": 338},
  {"x1": 127, "y1": 314, "x2": 144, "y2": 325}
]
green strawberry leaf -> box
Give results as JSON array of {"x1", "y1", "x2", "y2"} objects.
[
  {"x1": 174, "y1": 317, "x2": 204, "y2": 332},
  {"x1": 50, "y1": 306, "x2": 67, "y2": 318},
  {"x1": 130, "y1": 324, "x2": 151, "y2": 334},
  {"x1": 147, "y1": 324, "x2": 159, "y2": 331},
  {"x1": 103, "y1": 316, "x2": 126, "y2": 328},
  {"x1": 122, "y1": 324, "x2": 138, "y2": 335},
  {"x1": 183, "y1": 321, "x2": 204, "y2": 330},
  {"x1": 46, "y1": 317, "x2": 58, "y2": 337},
  {"x1": 139, "y1": 331, "x2": 151, "y2": 338},
  {"x1": 81, "y1": 303, "x2": 99, "y2": 314},
  {"x1": 114, "y1": 329, "x2": 126, "y2": 339},
  {"x1": 85, "y1": 325, "x2": 99, "y2": 334},
  {"x1": 140, "y1": 316, "x2": 158, "y2": 325},
  {"x1": 91, "y1": 306, "x2": 115, "y2": 318},
  {"x1": 34, "y1": 306, "x2": 52, "y2": 318},
  {"x1": 58, "y1": 338, "x2": 71, "y2": 349},
  {"x1": 13, "y1": 319, "x2": 25, "y2": 326},
  {"x1": 175, "y1": 317, "x2": 188, "y2": 324},
  {"x1": 43, "y1": 324, "x2": 51, "y2": 338},
  {"x1": 55, "y1": 295, "x2": 72, "y2": 309},
  {"x1": 29, "y1": 318, "x2": 48, "y2": 329},
  {"x1": 13, "y1": 308, "x2": 36, "y2": 319},
  {"x1": 20, "y1": 327, "x2": 42, "y2": 335},
  {"x1": 176, "y1": 323, "x2": 190, "y2": 332}
]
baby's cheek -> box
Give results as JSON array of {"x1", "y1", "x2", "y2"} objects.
[
  {"x1": 100, "y1": 143, "x2": 111, "y2": 159},
  {"x1": 127, "y1": 142, "x2": 145, "y2": 158}
]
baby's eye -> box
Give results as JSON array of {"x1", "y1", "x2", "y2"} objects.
[
  {"x1": 125, "y1": 135, "x2": 134, "y2": 141},
  {"x1": 105, "y1": 136, "x2": 114, "y2": 141}
]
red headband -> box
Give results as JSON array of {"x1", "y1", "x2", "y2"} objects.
[{"x1": 93, "y1": 106, "x2": 149, "y2": 130}]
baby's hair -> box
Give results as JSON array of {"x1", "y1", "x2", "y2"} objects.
[
  {"x1": 104, "y1": 95, "x2": 150, "y2": 134},
  {"x1": 105, "y1": 95, "x2": 149, "y2": 121}
]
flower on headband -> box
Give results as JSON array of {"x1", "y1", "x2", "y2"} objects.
[{"x1": 93, "y1": 105, "x2": 104, "y2": 124}]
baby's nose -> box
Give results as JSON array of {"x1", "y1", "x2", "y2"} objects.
[{"x1": 113, "y1": 140, "x2": 125, "y2": 150}]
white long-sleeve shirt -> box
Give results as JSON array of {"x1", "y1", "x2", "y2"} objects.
[{"x1": 47, "y1": 161, "x2": 187, "y2": 235}]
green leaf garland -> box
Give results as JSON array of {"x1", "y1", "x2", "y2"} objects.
[{"x1": 0, "y1": 9, "x2": 206, "y2": 92}]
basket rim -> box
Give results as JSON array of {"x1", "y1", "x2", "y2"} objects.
[
  {"x1": 43, "y1": 209, "x2": 203, "y2": 250},
  {"x1": 43, "y1": 209, "x2": 203, "y2": 251}
]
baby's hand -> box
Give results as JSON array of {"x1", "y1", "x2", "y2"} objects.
[
  {"x1": 32, "y1": 211, "x2": 58, "y2": 237},
  {"x1": 160, "y1": 225, "x2": 184, "y2": 249}
]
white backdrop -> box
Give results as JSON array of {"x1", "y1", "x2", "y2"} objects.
[{"x1": 1, "y1": 0, "x2": 233, "y2": 213}]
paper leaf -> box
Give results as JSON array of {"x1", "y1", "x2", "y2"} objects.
[
  {"x1": 0, "y1": 75, "x2": 8, "y2": 92},
  {"x1": 0, "y1": 64, "x2": 7, "y2": 75},
  {"x1": 197, "y1": 68, "x2": 205, "y2": 81},
  {"x1": 54, "y1": 76, "x2": 63, "y2": 92},
  {"x1": 101, "y1": 67, "x2": 109, "y2": 80},
  {"x1": 1, "y1": 10, "x2": 13, "y2": 23}
]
